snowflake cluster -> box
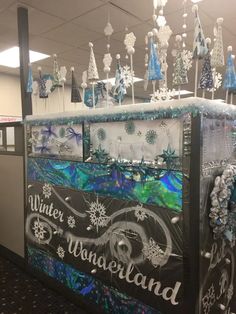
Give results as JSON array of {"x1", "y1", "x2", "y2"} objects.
[
  {"x1": 202, "y1": 285, "x2": 216, "y2": 314},
  {"x1": 67, "y1": 216, "x2": 76, "y2": 229},
  {"x1": 32, "y1": 218, "x2": 46, "y2": 242},
  {"x1": 42, "y1": 183, "x2": 52, "y2": 199},
  {"x1": 142, "y1": 238, "x2": 165, "y2": 268}
]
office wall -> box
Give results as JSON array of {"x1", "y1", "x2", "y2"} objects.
[{"x1": 0, "y1": 155, "x2": 24, "y2": 257}]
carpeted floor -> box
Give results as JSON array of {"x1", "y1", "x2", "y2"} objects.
[{"x1": 0, "y1": 255, "x2": 88, "y2": 314}]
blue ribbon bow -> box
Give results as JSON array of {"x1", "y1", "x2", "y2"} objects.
[
  {"x1": 41, "y1": 126, "x2": 57, "y2": 139},
  {"x1": 66, "y1": 127, "x2": 82, "y2": 145}
]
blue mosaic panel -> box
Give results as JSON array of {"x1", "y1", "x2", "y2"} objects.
[{"x1": 28, "y1": 157, "x2": 182, "y2": 212}]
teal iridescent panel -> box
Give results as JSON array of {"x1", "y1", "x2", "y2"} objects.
[
  {"x1": 28, "y1": 158, "x2": 182, "y2": 212},
  {"x1": 27, "y1": 246, "x2": 160, "y2": 314}
]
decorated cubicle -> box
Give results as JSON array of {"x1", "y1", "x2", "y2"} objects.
[{"x1": 24, "y1": 98, "x2": 236, "y2": 314}]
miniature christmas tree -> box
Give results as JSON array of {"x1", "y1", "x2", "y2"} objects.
[
  {"x1": 52, "y1": 54, "x2": 62, "y2": 88},
  {"x1": 38, "y1": 67, "x2": 48, "y2": 99},
  {"x1": 192, "y1": 5, "x2": 208, "y2": 59},
  {"x1": 148, "y1": 32, "x2": 163, "y2": 81},
  {"x1": 199, "y1": 38, "x2": 214, "y2": 91},
  {"x1": 71, "y1": 67, "x2": 82, "y2": 103},
  {"x1": 113, "y1": 54, "x2": 126, "y2": 105},
  {"x1": 172, "y1": 35, "x2": 188, "y2": 87},
  {"x1": 211, "y1": 18, "x2": 224, "y2": 68},
  {"x1": 88, "y1": 42, "x2": 99, "y2": 81}
]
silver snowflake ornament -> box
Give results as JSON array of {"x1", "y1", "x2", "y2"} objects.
[
  {"x1": 32, "y1": 218, "x2": 46, "y2": 242},
  {"x1": 142, "y1": 238, "x2": 165, "y2": 268},
  {"x1": 122, "y1": 65, "x2": 134, "y2": 88},
  {"x1": 104, "y1": 22, "x2": 114, "y2": 37},
  {"x1": 135, "y1": 204, "x2": 148, "y2": 222},
  {"x1": 42, "y1": 183, "x2": 52, "y2": 199},
  {"x1": 86, "y1": 198, "x2": 109, "y2": 232},
  {"x1": 57, "y1": 245, "x2": 65, "y2": 259},
  {"x1": 157, "y1": 25, "x2": 172, "y2": 48},
  {"x1": 151, "y1": 88, "x2": 175, "y2": 102},
  {"x1": 124, "y1": 32, "x2": 136, "y2": 50},
  {"x1": 67, "y1": 216, "x2": 76, "y2": 229},
  {"x1": 181, "y1": 50, "x2": 193, "y2": 71}
]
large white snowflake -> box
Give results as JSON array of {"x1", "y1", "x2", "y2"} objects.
[
  {"x1": 210, "y1": 71, "x2": 222, "y2": 91},
  {"x1": 181, "y1": 50, "x2": 193, "y2": 71},
  {"x1": 42, "y1": 183, "x2": 52, "y2": 199},
  {"x1": 86, "y1": 198, "x2": 109, "y2": 232},
  {"x1": 67, "y1": 216, "x2": 76, "y2": 229},
  {"x1": 135, "y1": 204, "x2": 148, "y2": 222},
  {"x1": 122, "y1": 65, "x2": 134, "y2": 88},
  {"x1": 32, "y1": 218, "x2": 46, "y2": 242},
  {"x1": 57, "y1": 245, "x2": 65, "y2": 259},
  {"x1": 142, "y1": 238, "x2": 165, "y2": 268},
  {"x1": 124, "y1": 32, "x2": 136, "y2": 50},
  {"x1": 202, "y1": 285, "x2": 216, "y2": 314},
  {"x1": 151, "y1": 88, "x2": 175, "y2": 102}
]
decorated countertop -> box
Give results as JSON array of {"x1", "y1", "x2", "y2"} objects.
[{"x1": 25, "y1": 97, "x2": 236, "y2": 126}]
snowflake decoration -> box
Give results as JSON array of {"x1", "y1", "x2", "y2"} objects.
[
  {"x1": 157, "y1": 25, "x2": 172, "y2": 47},
  {"x1": 202, "y1": 285, "x2": 216, "y2": 314},
  {"x1": 32, "y1": 218, "x2": 46, "y2": 242},
  {"x1": 57, "y1": 245, "x2": 65, "y2": 259},
  {"x1": 160, "y1": 120, "x2": 167, "y2": 129},
  {"x1": 135, "y1": 204, "x2": 148, "y2": 222},
  {"x1": 86, "y1": 198, "x2": 109, "y2": 232},
  {"x1": 92, "y1": 145, "x2": 110, "y2": 163},
  {"x1": 42, "y1": 183, "x2": 52, "y2": 199},
  {"x1": 125, "y1": 120, "x2": 135, "y2": 135},
  {"x1": 122, "y1": 65, "x2": 134, "y2": 88},
  {"x1": 103, "y1": 53, "x2": 112, "y2": 68},
  {"x1": 145, "y1": 130, "x2": 157, "y2": 145},
  {"x1": 142, "y1": 238, "x2": 165, "y2": 268},
  {"x1": 55, "y1": 141, "x2": 72, "y2": 155},
  {"x1": 156, "y1": 15, "x2": 166, "y2": 27},
  {"x1": 181, "y1": 50, "x2": 193, "y2": 71},
  {"x1": 158, "y1": 144, "x2": 179, "y2": 169},
  {"x1": 211, "y1": 71, "x2": 222, "y2": 91},
  {"x1": 151, "y1": 88, "x2": 175, "y2": 102},
  {"x1": 67, "y1": 216, "x2": 76, "y2": 229},
  {"x1": 124, "y1": 32, "x2": 136, "y2": 50},
  {"x1": 104, "y1": 22, "x2": 114, "y2": 37},
  {"x1": 97, "y1": 128, "x2": 106, "y2": 141}
]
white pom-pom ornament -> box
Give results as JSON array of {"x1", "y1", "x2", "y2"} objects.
[
  {"x1": 192, "y1": 4, "x2": 198, "y2": 13},
  {"x1": 206, "y1": 37, "x2": 211, "y2": 45},
  {"x1": 217, "y1": 17, "x2": 224, "y2": 25},
  {"x1": 148, "y1": 31, "x2": 154, "y2": 38},
  {"x1": 128, "y1": 47, "x2": 135, "y2": 55},
  {"x1": 37, "y1": 66, "x2": 42, "y2": 71},
  {"x1": 116, "y1": 54, "x2": 120, "y2": 60},
  {"x1": 104, "y1": 66, "x2": 110, "y2": 73},
  {"x1": 89, "y1": 42, "x2": 93, "y2": 48},
  {"x1": 70, "y1": 66, "x2": 75, "y2": 72},
  {"x1": 228, "y1": 46, "x2": 233, "y2": 52},
  {"x1": 53, "y1": 53, "x2": 57, "y2": 58},
  {"x1": 176, "y1": 35, "x2": 182, "y2": 42}
]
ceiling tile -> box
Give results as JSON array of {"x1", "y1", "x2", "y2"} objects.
[
  {"x1": 200, "y1": 0, "x2": 236, "y2": 21},
  {"x1": 29, "y1": 36, "x2": 70, "y2": 54},
  {"x1": 28, "y1": 10, "x2": 64, "y2": 35},
  {"x1": 20, "y1": 0, "x2": 104, "y2": 20},
  {"x1": 73, "y1": 4, "x2": 140, "y2": 34},
  {"x1": 43, "y1": 22, "x2": 102, "y2": 48}
]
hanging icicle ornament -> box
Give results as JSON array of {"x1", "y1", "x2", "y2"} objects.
[
  {"x1": 26, "y1": 63, "x2": 33, "y2": 93},
  {"x1": 211, "y1": 18, "x2": 224, "y2": 68},
  {"x1": 192, "y1": 4, "x2": 208, "y2": 97},
  {"x1": 52, "y1": 54, "x2": 62, "y2": 88},
  {"x1": 224, "y1": 46, "x2": 236, "y2": 104},
  {"x1": 113, "y1": 54, "x2": 126, "y2": 105},
  {"x1": 81, "y1": 71, "x2": 88, "y2": 106},
  {"x1": 172, "y1": 35, "x2": 188, "y2": 99},
  {"x1": 124, "y1": 32, "x2": 136, "y2": 104},
  {"x1": 71, "y1": 67, "x2": 82, "y2": 103},
  {"x1": 88, "y1": 42, "x2": 99, "y2": 108},
  {"x1": 199, "y1": 38, "x2": 214, "y2": 97}
]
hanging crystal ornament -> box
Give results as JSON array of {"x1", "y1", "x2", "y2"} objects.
[
  {"x1": 144, "y1": 35, "x2": 149, "y2": 91},
  {"x1": 182, "y1": 0, "x2": 188, "y2": 48},
  {"x1": 103, "y1": 11, "x2": 113, "y2": 107},
  {"x1": 124, "y1": 32, "x2": 136, "y2": 104}
]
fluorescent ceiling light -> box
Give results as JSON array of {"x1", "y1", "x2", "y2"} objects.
[
  {"x1": 102, "y1": 77, "x2": 143, "y2": 85},
  {"x1": 173, "y1": 90, "x2": 193, "y2": 96},
  {"x1": 191, "y1": 0, "x2": 203, "y2": 3},
  {"x1": 0, "y1": 46, "x2": 49, "y2": 68}
]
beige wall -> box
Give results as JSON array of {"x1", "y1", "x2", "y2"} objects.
[{"x1": 0, "y1": 155, "x2": 24, "y2": 257}]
